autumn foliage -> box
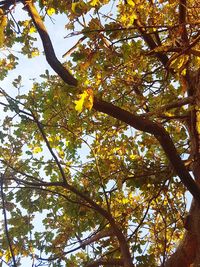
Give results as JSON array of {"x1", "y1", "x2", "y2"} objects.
[{"x1": 0, "y1": 0, "x2": 200, "y2": 266}]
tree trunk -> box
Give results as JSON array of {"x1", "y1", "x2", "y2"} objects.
[
  {"x1": 164, "y1": 69, "x2": 200, "y2": 267},
  {"x1": 188, "y1": 69, "x2": 200, "y2": 266}
]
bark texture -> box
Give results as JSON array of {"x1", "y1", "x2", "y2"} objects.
[{"x1": 163, "y1": 69, "x2": 200, "y2": 267}]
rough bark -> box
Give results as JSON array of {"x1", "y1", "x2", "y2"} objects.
[
  {"x1": 163, "y1": 67, "x2": 200, "y2": 267},
  {"x1": 162, "y1": 198, "x2": 198, "y2": 267},
  {"x1": 188, "y1": 70, "x2": 200, "y2": 266}
]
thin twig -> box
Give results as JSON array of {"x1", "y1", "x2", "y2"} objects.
[{"x1": 0, "y1": 173, "x2": 17, "y2": 267}]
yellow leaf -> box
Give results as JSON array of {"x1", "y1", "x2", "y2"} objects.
[
  {"x1": 66, "y1": 140, "x2": 70, "y2": 146},
  {"x1": 196, "y1": 111, "x2": 200, "y2": 134},
  {"x1": 170, "y1": 55, "x2": 189, "y2": 71},
  {"x1": 23, "y1": 20, "x2": 29, "y2": 27},
  {"x1": 177, "y1": 57, "x2": 185, "y2": 69},
  {"x1": 29, "y1": 26, "x2": 36, "y2": 34},
  {"x1": 5, "y1": 249, "x2": 11, "y2": 262},
  {"x1": 181, "y1": 68, "x2": 186, "y2": 76},
  {"x1": 31, "y1": 50, "x2": 40, "y2": 57},
  {"x1": 89, "y1": 0, "x2": 100, "y2": 6},
  {"x1": 58, "y1": 150, "x2": 65, "y2": 158},
  {"x1": 122, "y1": 198, "x2": 129, "y2": 204},
  {"x1": 130, "y1": 154, "x2": 138, "y2": 160},
  {"x1": 74, "y1": 89, "x2": 94, "y2": 113},
  {"x1": 164, "y1": 112, "x2": 173, "y2": 117},
  {"x1": 131, "y1": 13, "x2": 137, "y2": 21},
  {"x1": 85, "y1": 88, "x2": 94, "y2": 110},
  {"x1": 71, "y1": 2, "x2": 78, "y2": 13},
  {"x1": 47, "y1": 7, "x2": 55, "y2": 16},
  {"x1": 0, "y1": 29, "x2": 5, "y2": 47},
  {"x1": 75, "y1": 91, "x2": 87, "y2": 113},
  {"x1": 47, "y1": 136, "x2": 53, "y2": 142},
  {"x1": 0, "y1": 14, "x2": 7, "y2": 47},
  {"x1": 127, "y1": 0, "x2": 135, "y2": 7},
  {"x1": 33, "y1": 146, "x2": 42, "y2": 154},
  {"x1": 0, "y1": 15, "x2": 7, "y2": 27}
]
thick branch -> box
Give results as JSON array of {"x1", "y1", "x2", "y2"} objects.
[
  {"x1": 134, "y1": 20, "x2": 169, "y2": 67},
  {"x1": 152, "y1": 96, "x2": 193, "y2": 111},
  {"x1": 23, "y1": 0, "x2": 77, "y2": 86},
  {"x1": 93, "y1": 98, "x2": 200, "y2": 203},
  {"x1": 0, "y1": 0, "x2": 20, "y2": 10},
  {"x1": 179, "y1": 0, "x2": 189, "y2": 44},
  {"x1": 162, "y1": 231, "x2": 197, "y2": 267},
  {"x1": 143, "y1": 96, "x2": 193, "y2": 118},
  {"x1": 124, "y1": 0, "x2": 169, "y2": 67},
  {"x1": 166, "y1": 31, "x2": 200, "y2": 69}
]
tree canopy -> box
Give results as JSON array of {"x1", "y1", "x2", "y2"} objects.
[{"x1": 0, "y1": 0, "x2": 200, "y2": 266}]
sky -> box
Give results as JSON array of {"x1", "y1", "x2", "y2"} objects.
[{"x1": 0, "y1": 5, "x2": 78, "y2": 96}]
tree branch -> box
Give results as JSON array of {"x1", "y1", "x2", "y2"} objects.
[
  {"x1": 0, "y1": 173, "x2": 17, "y2": 267},
  {"x1": 81, "y1": 228, "x2": 115, "y2": 247},
  {"x1": 143, "y1": 96, "x2": 193, "y2": 118},
  {"x1": 162, "y1": 231, "x2": 197, "y2": 267},
  {"x1": 179, "y1": 0, "x2": 189, "y2": 44},
  {"x1": 0, "y1": 0, "x2": 20, "y2": 10},
  {"x1": 134, "y1": 19, "x2": 169, "y2": 67},
  {"x1": 166, "y1": 30, "x2": 200, "y2": 69},
  {"x1": 11, "y1": 176, "x2": 64, "y2": 187},
  {"x1": 93, "y1": 98, "x2": 200, "y2": 203},
  {"x1": 22, "y1": 0, "x2": 77, "y2": 86}
]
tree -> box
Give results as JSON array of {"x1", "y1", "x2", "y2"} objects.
[{"x1": 0, "y1": 0, "x2": 199, "y2": 266}]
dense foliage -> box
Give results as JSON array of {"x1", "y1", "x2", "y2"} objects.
[{"x1": 0, "y1": 0, "x2": 200, "y2": 266}]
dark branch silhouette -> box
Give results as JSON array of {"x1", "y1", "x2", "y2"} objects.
[{"x1": 0, "y1": 173, "x2": 17, "y2": 267}]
